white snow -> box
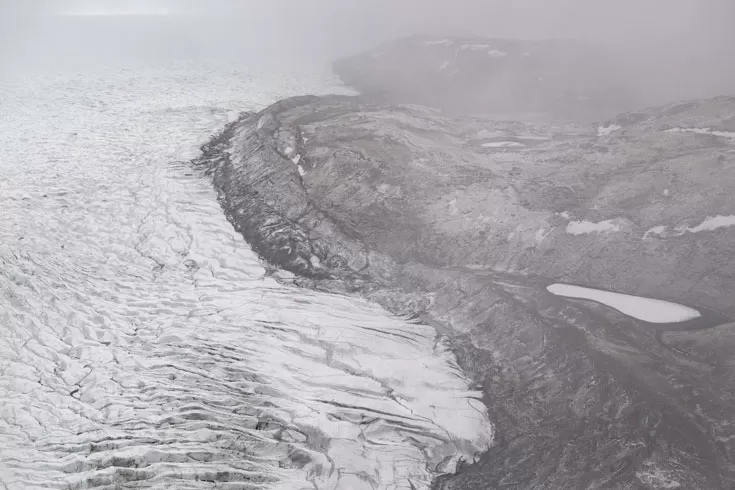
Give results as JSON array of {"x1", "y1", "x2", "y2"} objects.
[
  {"x1": 460, "y1": 43, "x2": 492, "y2": 51},
  {"x1": 424, "y1": 39, "x2": 453, "y2": 46},
  {"x1": 291, "y1": 155, "x2": 306, "y2": 176},
  {"x1": 439, "y1": 60, "x2": 450, "y2": 71},
  {"x1": 566, "y1": 219, "x2": 622, "y2": 235},
  {"x1": 226, "y1": 110, "x2": 240, "y2": 123},
  {"x1": 547, "y1": 284, "x2": 701, "y2": 323},
  {"x1": 0, "y1": 60, "x2": 493, "y2": 489},
  {"x1": 481, "y1": 141, "x2": 524, "y2": 148},
  {"x1": 597, "y1": 124, "x2": 622, "y2": 136},
  {"x1": 679, "y1": 214, "x2": 735, "y2": 233},
  {"x1": 487, "y1": 49, "x2": 508, "y2": 57},
  {"x1": 666, "y1": 127, "x2": 735, "y2": 140},
  {"x1": 643, "y1": 225, "x2": 667, "y2": 239},
  {"x1": 518, "y1": 134, "x2": 552, "y2": 141},
  {"x1": 644, "y1": 215, "x2": 735, "y2": 239}
]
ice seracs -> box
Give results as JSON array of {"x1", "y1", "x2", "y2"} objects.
[{"x1": 0, "y1": 61, "x2": 493, "y2": 490}]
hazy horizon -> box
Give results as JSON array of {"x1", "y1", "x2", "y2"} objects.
[{"x1": 1, "y1": 0, "x2": 733, "y2": 103}]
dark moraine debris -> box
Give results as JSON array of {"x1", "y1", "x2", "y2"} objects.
[{"x1": 193, "y1": 94, "x2": 735, "y2": 489}]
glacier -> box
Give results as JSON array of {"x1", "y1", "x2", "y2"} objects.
[{"x1": 0, "y1": 60, "x2": 493, "y2": 489}]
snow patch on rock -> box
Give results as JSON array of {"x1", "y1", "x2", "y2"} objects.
[
  {"x1": 644, "y1": 215, "x2": 735, "y2": 239},
  {"x1": 666, "y1": 127, "x2": 735, "y2": 140},
  {"x1": 481, "y1": 141, "x2": 524, "y2": 148},
  {"x1": 643, "y1": 225, "x2": 667, "y2": 240},
  {"x1": 566, "y1": 219, "x2": 622, "y2": 235},
  {"x1": 680, "y1": 214, "x2": 735, "y2": 233},
  {"x1": 597, "y1": 124, "x2": 621, "y2": 136},
  {"x1": 547, "y1": 284, "x2": 701, "y2": 323},
  {"x1": 424, "y1": 39, "x2": 453, "y2": 46},
  {"x1": 460, "y1": 43, "x2": 492, "y2": 51}
]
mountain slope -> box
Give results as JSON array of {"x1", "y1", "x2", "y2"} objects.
[{"x1": 195, "y1": 94, "x2": 735, "y2": 488}]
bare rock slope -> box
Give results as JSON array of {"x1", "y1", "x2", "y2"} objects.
[
  {"x1": 333, "y1": 35, "x2": 639, "y2": 122},
  {"x1": 194, "y1": 94, "x2": 735, "y2": 489}
]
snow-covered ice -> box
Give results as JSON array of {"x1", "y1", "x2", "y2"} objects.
[
  {"x1": 547, "y1": 284, "x2": 701, "y2": 323},
  {"x1": 0, "y1": 60, "x2": 493, "y2": 489}
]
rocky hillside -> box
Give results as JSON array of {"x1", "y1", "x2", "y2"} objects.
[
  {"x1": 333, "y1": 35, "x2": 639, "y2": 122},
  {"x1": 194, "y1": 94, "x2": 735, "y2": 489}
]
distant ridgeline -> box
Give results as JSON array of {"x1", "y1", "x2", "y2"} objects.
[
  {"x1": 333, "y1": 34, "x2": 639, "y2": 122},
  {"x1": 197, "y1": 93, "x2": 735, "y2": 489}
]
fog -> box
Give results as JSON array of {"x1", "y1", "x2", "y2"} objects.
[{"x1": 1, "y1": 0, "x2": 733, "y2": 102}]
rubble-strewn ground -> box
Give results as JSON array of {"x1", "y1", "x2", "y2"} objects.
[{"x1": 199, "y1": 94, "x2": 735, "y2": 489}]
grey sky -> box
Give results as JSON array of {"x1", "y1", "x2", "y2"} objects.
[
  {"x1": 3, "y1": 0, "x2": 733, "y2": 48},
  {"x1": 1, "y1": 0, "x2": 732, "y2": 99}
]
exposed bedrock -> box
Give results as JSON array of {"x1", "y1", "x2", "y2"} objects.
[{"x1": 194, "y1": 94, "x2": 735, "y2": 489}]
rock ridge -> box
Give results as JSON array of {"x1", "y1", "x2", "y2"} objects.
[{"x1": 193, "y1": 93, "x2": 735, "y2": 489}]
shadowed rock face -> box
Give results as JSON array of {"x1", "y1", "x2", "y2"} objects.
[
  {"x1": 333, "y1": 35, "x2": 640, "y2": 123},
  {"x1": 194, "y1": 94, "x2": 735, "y2": 489}
]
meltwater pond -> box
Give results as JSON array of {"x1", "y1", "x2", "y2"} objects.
[
  {"x1": 547, "y1": 283, "x2": 701, "y2": 324},
  {"x1": 0, "y1": 61, "x2": 493, "y2": 489}
]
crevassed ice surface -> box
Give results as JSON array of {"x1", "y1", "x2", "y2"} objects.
[
  {"x1": 547, "y1": 283, "x2": 701, "y2": 323},
  {"x1": 0, "y1": 61, "x2": 493, "y2": 490}
]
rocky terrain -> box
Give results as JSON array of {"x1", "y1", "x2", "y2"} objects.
[
  {"x1": 332, "y1": 35, "x2": 640, "y2": 122},
  {"x1": 194, "y1": 94, "x2": 735, "y2": 488}
]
